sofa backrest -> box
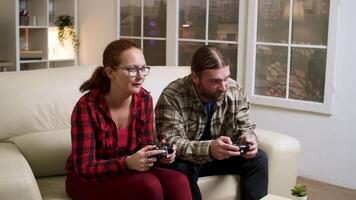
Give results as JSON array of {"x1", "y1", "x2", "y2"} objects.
[
  {"x1": 143, "y1": 66, "x2": 191, "y2": 105},
  {"x1": 0, "y1": 65, "x2": 97, "y2": 141},
  {"x1": 0, "y1": 65, "x2": 190, "y2": 178}
]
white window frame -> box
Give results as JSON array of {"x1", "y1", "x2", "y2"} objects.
[
  {"x1": 116, "y1": 0, "x2": 167, "y2": 49},
  {"x1": 245, "y1": 0, "x2": 340, "y2": 115},
  {"x1": 172, "y1": 0, "x2": 245, "y2": 81},
  {"x1": 117, "y1": 0, "x2": 246, "y2": 81}
]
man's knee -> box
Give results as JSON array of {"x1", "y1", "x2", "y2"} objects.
[
  {"x1": 255, "y1": 149, "x2": 268, "y2": 172},
  {"x1": 173, "y1": 160, "x2": 197, "y2": 176}
]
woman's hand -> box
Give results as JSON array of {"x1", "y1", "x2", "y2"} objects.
[
  {"x1": 125, "y1": 145, "x2": 165, "y2": 171},
  {"x1": 158, "y1": 144, "x2": 177, "y2": 164}
]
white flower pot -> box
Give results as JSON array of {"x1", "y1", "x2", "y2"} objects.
[{"x1": 292, "y1": 196, "x2": 307, "y2": 200}]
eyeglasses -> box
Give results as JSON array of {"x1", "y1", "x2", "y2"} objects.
[{"x1": 117, "y1": 65, "x2": 150, "y2": 77}]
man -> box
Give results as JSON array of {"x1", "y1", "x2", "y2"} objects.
[{"x1": 155, "y1": 45, "x2": 268, "y2": 200}]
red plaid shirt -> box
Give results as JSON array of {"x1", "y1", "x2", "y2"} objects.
[{"x1": 66, "y1": 88, "x2": 154, "y2": 181}]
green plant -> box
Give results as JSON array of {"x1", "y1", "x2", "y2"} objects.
[
  {"x1": 291, "y1": 184, "x2": 308, "y2": 197},
  {"x1": 55, "y1": 15, "x2": 79, "y2": 51}
]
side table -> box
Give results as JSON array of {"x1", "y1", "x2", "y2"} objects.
[{"x1": 261, "y1": 194, "x2": 292, "y2": 200}]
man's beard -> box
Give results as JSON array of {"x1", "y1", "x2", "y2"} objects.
[{"x1": 197, "y1": 82, "x2": 225, "y2": 102}]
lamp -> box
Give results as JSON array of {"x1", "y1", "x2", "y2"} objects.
[
  {"x1": 182, "y1": 23, "x2": 191, "y2": 28},
  {"x1": 48, "y1": 27, "x2": 75, "y2": 60}
]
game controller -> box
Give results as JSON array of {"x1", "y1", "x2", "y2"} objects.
[
  {"x1": 235, "y1": 143, "x2": 251, "y2": 154},
  {"x1": 155, "y1": 143, "x2": 174, "y2": 158}
]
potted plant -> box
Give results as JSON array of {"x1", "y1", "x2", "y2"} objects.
[
  {"x1": 55, "y1": 15, "x2": 79, "y2": 51},
  {"x1": 291, "y1": 184, "x2": 308, "y2": 200}
]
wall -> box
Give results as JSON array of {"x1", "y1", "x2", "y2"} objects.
[
  {"x1": 78, "y1": 0, "x2": 117, "y2": 66},
  {"x1": 0, "y1": 0, "x2": 16, "y2": 64},
  {"x1": 251, "y1": 0, "x2": 356, "y2": 190},
  {"x1": 78, "y1": 0, "x2": 356, "y2": 190}
]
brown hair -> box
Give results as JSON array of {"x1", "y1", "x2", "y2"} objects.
[
  {"x1": 191, "y1": 45, "x2": 229, "y2": 76},
  {"x1": 80, "y1": 39, "x2": 140, "y2": 93}
]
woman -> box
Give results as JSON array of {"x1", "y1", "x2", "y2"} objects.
[{"x1": 65, "y1": 39, "x2": 192, "y2": 200}]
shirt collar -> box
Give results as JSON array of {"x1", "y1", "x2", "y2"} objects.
[{"x1": 87, "y1": 88, "x2": 148, "y2": 114}]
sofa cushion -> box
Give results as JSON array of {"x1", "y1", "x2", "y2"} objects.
[
  {"x1": 199, "y1": 175, "x2": 240, "y2": 200},
  {"x1": 37, "y1": 176, "x2": 70, "y2": 200},
  {"x1": 0, "y1": 143, "x2": 42, "y2": 200},
  {"x1": 6, "y1": 129, "x2": 71, "y2": 178}
]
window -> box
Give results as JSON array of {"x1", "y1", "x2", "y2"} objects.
[
  {"x1": 118, "y1": 0, "x2": 167, "y2": 65},
  {"x1": 178, "y1": 0, "x2": 240, "y2": 79},
  {"x1": 118, "y1": 0, "x2": 339, "y2": 114},
  {"x1": 118, "y1": 0, "x2": 241, "y2": 80},
  {"x1": 246, "y1": 0, "x2": 339, "y2": 114}
]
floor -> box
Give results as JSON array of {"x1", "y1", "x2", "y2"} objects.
[{"x1": 296, "y1": 176, "x2": 356, "y2": 200}]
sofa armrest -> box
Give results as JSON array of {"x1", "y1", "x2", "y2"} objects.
[
  {"x1": 0, "y1": 143, "x2": 42, "y2": 200},
  {"x1": 255, "y1": 128, "x2": 301, "y2": 198}
]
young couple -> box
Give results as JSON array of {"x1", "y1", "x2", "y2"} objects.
[{"x1": 65, "y1": 39, "x2": 268, "y2": 200}]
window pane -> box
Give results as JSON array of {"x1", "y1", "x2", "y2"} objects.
[
  {"x1": 255, "y1": 45, "x2": 288, "y2": 98},
  {"x1": 208, "y1": 0, "x2": 239, "y2": 41},
  {"x1": 257, "y1": 0, "x2": 289, "y2": 43},
  {"x1": 209, "y1": 43, "x2": 238, "y2": 80},
  {"x1": 292, "y1": 0, "x2": 329, "y2": 45},
  {"x1": 289, "y1": 48, "x2": 326, "y2": 102},
  {"x1": 178, "y1": 41, "x2": 204, "y2": 66},
  {"x1": 144, "y1": 0, "x2": 167, "y2": 38},
  {"x1": 143, "y1": 40, "x2": 166, "y2": 65},
  {"x1": 120, "y1": 0, "x2": 141, "y2": 36},
  {"x1": 179, "y1": 0, "x2": 206, "y2": 39}
]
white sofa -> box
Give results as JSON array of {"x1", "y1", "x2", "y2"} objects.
[{"x1": 0, "y1": 65, "x2": 301, "y2": 200}]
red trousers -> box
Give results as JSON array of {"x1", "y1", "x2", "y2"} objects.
[{"x1": 66, "y1": 167, "x2": 192, "y2": 200}]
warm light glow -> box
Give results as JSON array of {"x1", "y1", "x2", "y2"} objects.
[
  {"x1": 283, "y1": 0, "x2": 305, "y2": 21},
  {"x1": 182, "y1": 24, "x2": 191, "y2": 28},
  {"x1": 48, "y1": 27, "x2": 75, "y2": 60}
]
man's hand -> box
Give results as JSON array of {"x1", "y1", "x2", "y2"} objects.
[
  {"x1": 240, "y1": 133, "x2": 258, "y2": 159},
  {"x1": 158, "y1": 144, "x2": 177, "y2": 164},
  {"x1": 209, "y1": 136, "x2": 240, "y2": 160},
  {"x1": 125, "y1": 145, "x2": 165, "y2": 171}
]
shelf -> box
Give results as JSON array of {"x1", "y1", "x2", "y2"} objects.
[
  {"x1": 20, "y1": 62, "x2": 48, "y2": 71},
  {"x1": 49, "y1": 60, "x2": 75, "y2": 68},
  {"x1": 48, "y1": 58, "x2": 75, "y2": 62},
  {"x1": 0, "y1": 61, "x2": 16, "y2": 72},
  {"x1": 20, "y1": 59, "x2": 48, "y2": 64},
  {"x1": 19, "y1": 26, "x2": 47, "y2": 29},
  {"x1": 0, "y1": 0, "x2": 77, "y2": 72}
]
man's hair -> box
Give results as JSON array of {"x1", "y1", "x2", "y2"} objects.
[{"x1": 191, "y1": 45, "x2": 229, "y2": 75}]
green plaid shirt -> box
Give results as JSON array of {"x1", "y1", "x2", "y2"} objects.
[{"x1": 155, "y1": 75, "x2": 256, "y2": 164}]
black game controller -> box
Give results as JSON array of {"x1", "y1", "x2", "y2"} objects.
[
  {"x1": 235, "y1": 143, "x2": 251, "y2": 154},
  {"x1": 155, "y1": 143, "x2": 174, "y2": 159}
]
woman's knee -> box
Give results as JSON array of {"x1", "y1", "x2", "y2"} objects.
[
  {"x1": 137, "y1": 174, "x2": 164, "y2": 200},
  {"x1": 174, "y1": 171, "x2": 190, "y2": 186},
  {"x1": 159, "y1": 170, "x2": 192, "y2": 200}
]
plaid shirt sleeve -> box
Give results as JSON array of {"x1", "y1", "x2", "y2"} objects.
[
  {"x1": 155, "y1": 83, "x2": 212, "y2": 164},
  {"x1": 230, "y1": 84, "x2": 257, "y2": 142},
  {"x1": 70, "y1": 102, "x2": 129, "y2": 181}
]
